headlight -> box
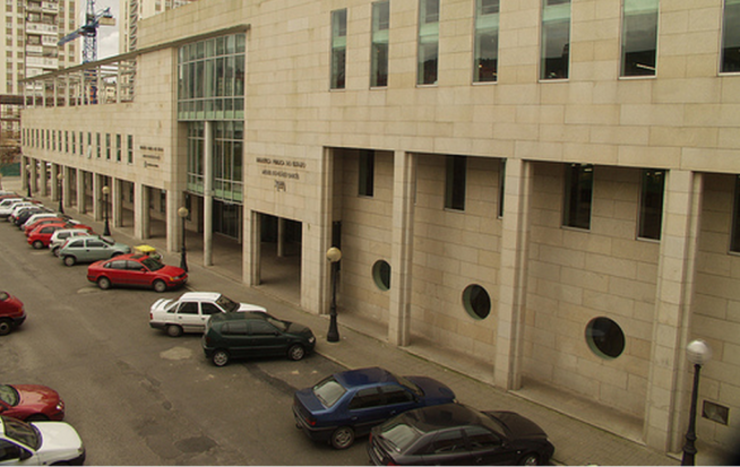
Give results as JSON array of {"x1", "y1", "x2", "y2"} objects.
[{"x1": 308, "y1": 336, "x2": 316, "y2": 344}]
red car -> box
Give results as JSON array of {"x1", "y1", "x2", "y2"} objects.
[
  {"x1": 27, "y1": 223, "x2": 94, "y2": 250},
  {"x1": 0, "y1": 384, "x2": 65, "y2": 421},
  {"x1": 87, "y1": 253, "x2": 188, "y2": 293},
  {"x1": 0, "y1": 291, "x2": 25, "y2": 335},
  {"x1": 23, "y1": 217, "x2": 67, "y2": 235}
]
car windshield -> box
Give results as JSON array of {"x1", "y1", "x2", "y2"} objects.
[
  {"x1": 215, "y1": 295, "x2": 239, "y2": 313},
  {"x1": 312, "y1": 376, "x2": 347, "y2": 408},
  {"x1": 2, "y1": 417, "x2": 41, "y2": 449},
  {"x1": 265, "y1": 316, "x2": 288, "y2": 332},
  {"x1": 0, "y1": 385, "x2": 19, "y2": 405},
  {"x1": 141, "y1": 257, "x2": 164, "y2": 271},
  {"x1": 100, "y1": 237, "x2": 115, "y2": 246},
  {"x1": 379, "y1": 419, "x2": 422, "y2": 453},
  {"x1": 395, "y1": 374, "x2": 423, "y2": 397}
]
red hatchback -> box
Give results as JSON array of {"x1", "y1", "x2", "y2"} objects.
[
  {"x1": 27, "y1": 223, "x2": 94, "y2": 250},
  {"x1": 87, "y1": 253, "x2": 188, "y2": 293},
  {"x1": 0, "y1": 384, "x2": 65, "y2": 421},
  {"x1": 0, "y1": 291, "x2": 25, "y2": 335}
]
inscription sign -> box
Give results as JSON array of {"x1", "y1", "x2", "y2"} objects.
[{"x1": 256, "y1": 157, "x2": 307, "y2": 191}]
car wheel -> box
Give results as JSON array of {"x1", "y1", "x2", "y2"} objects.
[
  {"x1": 519, "y1": 453, "x2": 540, "y2": 466},
  {"x1": 165, "y1": 325, "x2": 183, "y2": 338},
  {"x1": 51, "y1": 246, "x2": 60, "y2": 256},
  {"x1": 0, "y1": 319, "x2": 12, "y2": 336},
  {"x1": 63, "y1": 255, "x2": 76, "y2": 267},
  {"x1": 330, "y1": 426, "x2": 355, "y2": 450},
  {"x1": 153, "y1": 280, "x2": 167, "y2": 293},
  {"x1": 212, "y1": 350, "x2": 229, "y2": 367},
  {"x1": 97, "y1": 277, "x2": 112, "y2": 290},
  {"x1": 32, "y1": 240, "x2": 44, "y2": 249},
  {"x1": 25, "y1": 414, "x2": 49, "y2": 422},
  {"x1": 287, "y1": 344, "x2": 305, "y2": 361}
]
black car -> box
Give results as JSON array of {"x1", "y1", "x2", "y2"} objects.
[
  {"x1": 13, "y1": 207, "x2": 52, "y2": 227},
  {"x1": 367, "y1": 403, "x2": 554, "y2": 466},
  {"x1": 201, "y1": 311, "x2": 316, "y2": 366}
]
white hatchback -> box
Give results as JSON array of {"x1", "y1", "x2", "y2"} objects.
[
  {"x1": 49, "y1": 229, "x2": 92, "y2": 255},
  {"x1": 0, "y1": 415, "x2": 85, "y2": 465}
]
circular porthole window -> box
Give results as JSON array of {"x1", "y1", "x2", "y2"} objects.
[
  {"x1": 372, "y1": 260, "x2": 391, "y2": 291},
  {"x1": 462, "y1": 284, "x2": 491, "y2": 320},
  {"x1": 585, "y1": 317, "x2": 625, "y2": 359}
]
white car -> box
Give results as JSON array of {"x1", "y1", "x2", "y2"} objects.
[
  {"x1": 0, "y1": 199, "x2": 30, "y2": 218},
  {"x1": 0, "y1": 415, "x2": 85, "y2": 465},
  {"x1": 149, "y1": 291, "x2": 266, "y2": 337},
  {"x1": 22, "y1": 213, "x2": 61, "y2": 230},
  {"x1": 49, "y1": 229, "x2": 92, "y2": 255}
]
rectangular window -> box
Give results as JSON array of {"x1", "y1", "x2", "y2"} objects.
[
  {"x1": 418, "y1": 0, "x2": 440, "y2": 85},
  {"x1": 721, "y1": 0, "x2": 740, "y2": 73},
  {"x1": 96, "y1": 133, "x2": 101, "y2": 158},
  {"x1": 331, "y1": 9, "x2": 347, "y2": 90},
  {"x1": 474, "y1": 0, "x2": 499, "y2": 82},
  {"x1": 127, "y1": 135, "x2": 133, "y2": 164},
  {"x1": 87, "y1": 133, "x2": 92, "y2": 158},
  {"x1": 638, "y1": 169, "x2": 664, "y2": 240},
  {"x1": 371, "y1": 1, "x2": 390, "y2": 87},
  {"x1": 79, "y1": 132, "x2": 83, "y2": 155},
  {"x1": 731, "y1": 177, "x2": 740, "y2": 252},
  {"x1": 563, "y1": 164, "x2": 593, "y2": 229},
  {"x1": 52, "y1": 129, "x2": 56, "y2": 150},
  {"x1": 621, "y1": 0, "x2": 658, "y2": 77},
  {"x1": 116, "y1": 134, "x2": 121, "y2": 162},
  {"x1": 72, "y1": 131, "x2": 76, "y2": 154},
  {"x1": 65, "y1": 131, "x2": 68, "y2": 153},
  {"x1": 540, "y1": 0, "x2": 570, "y2": 80},
  {"x1": 358, "y1": 150, "x2": 375, "y2": 197},
  {"x1": 498, "y1": 159, "x2": 506, "y2": 218},
  {"x1": 445, "y1": 156, "x2": 466, "y2": 211},
  {"x1": 106, "y1": 133, "x2": 111, "y2": 160}
]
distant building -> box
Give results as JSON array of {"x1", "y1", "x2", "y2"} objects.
[{"x1": 119, "y1": 0, "x2": 198, "y2": 52}]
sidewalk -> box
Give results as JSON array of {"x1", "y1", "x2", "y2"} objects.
[{"x1": 5, "y1": 176, "x2": 715, "y2": 466}]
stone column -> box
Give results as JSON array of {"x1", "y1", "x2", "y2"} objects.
[
  {"x1": 50, "y1": 164, "x2": 60, "y2": 202},
  {"x1": 388, "y1": 151, "x2": 416, "y2": 346},
  {"x1": 166, "y1": 189, "x2": 180, "y2": 253},
  {"x1": 76, "y1": 169, "x2": 85, "y2": 214},
  {"x1": 203, "y1": 121, "x2": 213, "y2": 266},
  {"x1": 245, "y1": 210, "x2": 261, "y2": 286},
  {"x1": 134, "y1": 183, "x2": 149, "y2": 239},
  {"x1": 494, "y1": 159, "x2": 533, "y2": 390},
  {"x1": 644, "y1": 170, "x2": 702, "y2": 453}
]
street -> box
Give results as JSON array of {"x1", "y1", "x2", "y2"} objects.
[{"x1": 0, "y1": 219, "x2": 370, "y2": 465}]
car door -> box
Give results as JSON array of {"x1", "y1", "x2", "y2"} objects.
[
  {"x1": 345, "y1": 387, "x2": 390, "y2": 436},
  {"x1": 379, "y1": 384, "x2": 418, "y2": 420},
  {"x1": 105, "y1": 259, "x2": 130, "y2": 286},
  {"x1": 125, "y1": 260, "x2": 150, "y2": 287},
  {"x1": 420, "y1": 429, "x2": 472, "y2": 465},
  {"x1": 63, "y1": 238, "x2": 85, "y2": 258},
  {"x1": 174, "y1": 301, "x2": 203, "y2": 333},
  {"x1": 219, "y1": 320, "x2": 250, "y2": 357},
  {"x1": 463, "y1": 426, "x2": 519, "y2": 465},
  {"x1": 247, "y1": 319, "x2": 288, "y2": 356}
]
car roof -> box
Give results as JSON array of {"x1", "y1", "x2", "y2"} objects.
[
  {"x1": 179, "y1": 292, "x2": 222, "y2": 301},
  {"x1": 398, "y1": 403, "x2": 487, "y2": 432},
  {"x1": 211, "y1": 311, "x2": 269, "y2": 323},
  {"x1": 333, "y1": 367, "x2": 398, "y2": 389}
]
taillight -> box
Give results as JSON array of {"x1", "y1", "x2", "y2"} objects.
[{"x1": 149, "y1": 313, "x2": 153, "y2": 320}]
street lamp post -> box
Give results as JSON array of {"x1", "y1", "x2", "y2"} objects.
[
  {"x1": 326, "y1": 247, "x2": 342, "y2": 343},
  {"x1": 102, "y1": 185, "x2": 111, "y2": 236},
  {"x1": 681, "y1": 339, "x2": 712, "y2": 466},
  {"x1": 178, "y1": 206, "x2": 189, "y2": 272},
  {"x1": 25, "y1": 164, "x2": 31, "y2": 198},
  {"x1": 57, "y1": 172, "x2": 64, "y2": 215}
]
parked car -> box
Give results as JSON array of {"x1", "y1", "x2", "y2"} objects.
[
  {"x1": 0, "y1": 384, "x2": 65, "y2": 422},
  {"x1": 49, "y1": 229, "x2": 92, "y2": 256},
  {"x1": 150, "y1": 292, "x2": 266, "y2": 337},
  {"x1": 57, "y1": 235, "x2": 130, "y2": 266},
  {"x1": 202, "y1": 311, "x2": 316, "y2": 366},
  {"x1": 293, "y1": 367, "x2": 457, "y2": 449},
  {"x1": 0, "y1": 415, "x2": 85, "y2": 465},
  {"x1": 24, "y1": 217, "x2": 68, "y2": 236},
  {"x1": 87, "y1": 253, "x2": 187, "y2": 292},
  {"x1": 15, "y1": 207, "x2": 55, "y2": 228},
  {"x1": 28, "y1": 223, "x2": 93, "y2": 250},
  {"x1": 21, "y1": 213, "x2": 64, "y2": 232},
  {"x1": 2, "y1": 201, "x2": 35, "y2": 220},
  {"x1": 0, "y1": 198, "x2": 27, "y2": 218},
  {"x1": 0, "y1": 291, "x2": 25, "y2": 336},
  {"x1": 367, "y1": 403, "x2": 555, "y2": 466}
]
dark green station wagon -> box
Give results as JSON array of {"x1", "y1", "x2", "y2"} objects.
[{"x1": 202, "y1": 311, "x2": 316, "y2": 366}]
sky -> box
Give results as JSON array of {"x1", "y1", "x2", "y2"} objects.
[{"x1": 92, "y1": 0, "x2": 120, "y2": 60}]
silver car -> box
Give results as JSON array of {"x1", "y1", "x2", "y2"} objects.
[
  {"x1": 49, "y1": 229, "x2": 92, "y2": 256},
  {"x1": 57, "y1": 235, "x2": 130, "y2": 266}
]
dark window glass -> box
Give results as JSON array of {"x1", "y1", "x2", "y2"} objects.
[
  {"x1": 222, "y1": 321, "x2": 248, "y2": 335},
  {"x1": 585, "y1": 317, "x2": 625, "y2": 359},
  {"x1": 331, "y1": 9, "x2": 347, "y2": 89},
  {"x1": 638, "y1": 169, "x2": 664, "y2": 240},
  {"x1": 87, "y1": 240, "x2": 105, "y2": 248},
  {"x1": 474, "y1": 0, "x2": 500, "y2": 82},
  {"x1": 359, "y1": 151, "x2": 375, "y2": 197},
  {"x1": 201, "y1": 303, "x2": 221, "y2": 315},
  {"x1": 721, "y1": 0, "x2": 740, "y2": 73},
  {"x1": 177, "y1": 302, "x2": 199, "y2": 314},
  {"x1": 348, "y1": 387, "x2": 385, "y2": 410},
  {"x1": 432, "y1": 429, "x2": 467, "y2": 454},
  {"x1": 731, "y1": 176, "x2": 740, "y2": 252},
  {"x1": 463, "y1": 284, "x2": 491, "y2": 320},
  {"x1": 381, "y1": 385, "x2": 414, "y2": 405},
  {"x1": 371, "y1": 1, "x2": 390, "y2": 87},
  {"x1": 620, "y1": 0, "x2": 658, "y2": 76},
  {"x1": 249, "y1": 320, "x2": 277, "y2": 336},
  {"x1": 540, "y1": 0, "x2": 570, "y2": 80},
  {"x1": 563, "y1": 164, "x2": 593, "y2": 229},
  {"x1": 445, "y1": 156, "x2": 467, "y2": 211},
  {"x1": 465, "y1": 426, "x2": 501, "y2": 450}
]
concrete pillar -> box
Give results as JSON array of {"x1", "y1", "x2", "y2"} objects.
[
  {"x1": 494, "y1": 159, "x2": 533, "y2": 390},
  {"x1": 50, "y1": 164, "x2": 60, "y2": 202},
  {"x1": 245, "y1": 210, "x2": 261, "y2": 286},
  {"x1": 644, "y1": 170, "x2": 702, "y2": 453},
  {"x1": 76, "y1": 169, "x2": 85, "y2": 214},
  {"x1": 40, "y1": 161, "x2": 48, "y2": 197},
  {"x1": 277, "y1": 217, "x2": 285, "y2": 258},
  {"x1": 93, "y1": 174, "x2": 103, "y2": 221},
  {"x1": 166, "y1": 189, "x2": 181, "y2": 253},
  {"x1": 60, "y1": 166, "x2": 70, "y2": 210},
  {"x1": 388, "y1": 151, "x2": 416, "y2": 346},
  {"x1": 133, "y1": 183, "x2": 147, "y2": 239},
  {"x1": 203, "y1": 121, "x2": 213, "y2": 266},
  {"x1": 112, "y1": 178, "x2": 122, "y2": 227}
]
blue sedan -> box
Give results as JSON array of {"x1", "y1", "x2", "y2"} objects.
[{"x1": 292, "y1": 367, "x2": 456, "y2": 449}]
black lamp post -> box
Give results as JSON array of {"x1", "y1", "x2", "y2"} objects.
[
  {"x1": 25, "y1": 164, "x2": 32, "y2": 198},
  {"x1": 326, "y1": 247, "x2": 342, "y2": 342},
  {"x1": 102, "y1": 185, "x2": 111, "y2": 236},
  {"x1": 681, "y1": 339, "x2": 712, "y2": 466},
  {"x1": 57, "y1": 172, "x2": 64, "y2": 215},
  {"x1": 178, "y1": 206, "x2": 189, "y2": 272}
]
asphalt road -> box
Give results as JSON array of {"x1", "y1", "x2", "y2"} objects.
[{"x1": 0, "y1": 220, "x2": 370, "y2": 465}]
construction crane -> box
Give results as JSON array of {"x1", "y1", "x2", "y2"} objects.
[{"x1": 57, "y1": 0, "x2": 116, "y2": 63}]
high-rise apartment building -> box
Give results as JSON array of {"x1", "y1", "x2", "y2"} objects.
[{"x1": 118, "y1": 0, "x2": 196, "y2": 53}]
